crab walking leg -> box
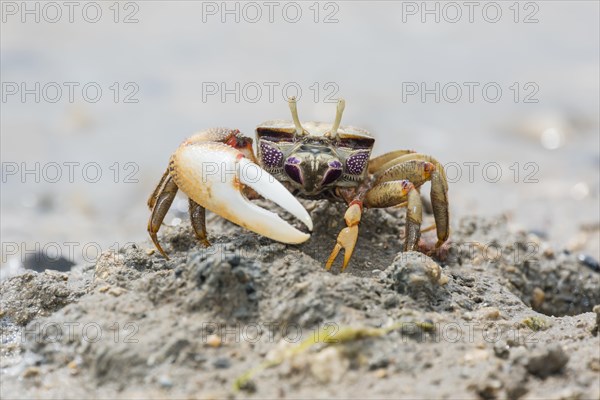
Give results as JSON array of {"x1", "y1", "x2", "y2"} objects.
[
  {"x1": 325, "y1": 201, "x2": 363, "y2": 272},
  {"x1": 147, "y1": 167, "x2": 170, "y2": 210},
  {"x1": 147, "y1": 175, "x2": 179, "y2": 259},
  {"x1": 374, "y1": 153, "x2": 449, "y2": 248},
  {"x1": 430, "y1": 168, "x2": 449, "y2": 247},
  {"x1": 365, "y1": 180, "x2": 423, "y2": 251},
  {"x1": 170, "y1": 141, "x2": 313, "y2": 244},
  {"x1": 189, "y1": 198, "x2": 210, "y2": 247},
  {"x1": 373, "y1": 159, "x2": 435, "y2": 187},
  {"x1": 368, "y1": 150, "x2": 415, "y2": 174}
]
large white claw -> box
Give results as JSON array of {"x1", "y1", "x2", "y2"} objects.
[{"x1": 171, "y1": 142, "x2": 313, "y2": 244}]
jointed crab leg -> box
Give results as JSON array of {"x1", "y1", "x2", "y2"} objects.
[
  {"x1": 326, "y1": 151, "x2": 448, "y2": 270},
  {"x1": 148, "y1": 174, "x2": 179, "y2": 258},
  {"x1": 365, "y1": 180, "x2": 423, "y2": 251},
  {"x1": 373, "y1": 159, "x2": 434, "y2": 187},
  {"x1": 371, "y1": 153, "x2": 449, "y2": 248},
  {"x1": 367, "y1": 150, "x2": 415, "y2": 174},
  {"x1": 189, "y1": 198, "x2": 210, "y2": 247},
  {"x1": 147, "y1": 167, "x2": 170, "y2": 210}
]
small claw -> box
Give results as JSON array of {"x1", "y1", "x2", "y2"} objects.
[
  {"x1": 325, "y1": 225, "x2": 359, "y2": 272},
  {"x1": 171, "y1": 142, "x2": 312, "y2": 244},
  {"x1": 325, "y1": 202, "x2": 362, "y2": 272}
]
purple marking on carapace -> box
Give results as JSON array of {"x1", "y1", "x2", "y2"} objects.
[
  {"x1": 259, "y1": 141, "x2": 284, "y2": 168},
  {"x1": 346, "y1": 151, "x2": 369, "y2": 175}
]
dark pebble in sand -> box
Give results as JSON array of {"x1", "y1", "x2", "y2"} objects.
[
  {"x1": 577, "y1": 254, "x2": 600, "y2": 272},
  {"x1": 23, "y1": 252, "x2": 75, "y2": 272},
  {"x1": 213, "y1": 357, "x2": 231, "y2": 369}
]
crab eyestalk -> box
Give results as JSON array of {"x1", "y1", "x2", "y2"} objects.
[
  {"x1": 288, "y1": 96, "x2": 306, "y2": 137},
  {"x1": 326, "y1": 98, "x2": 345, "y2": 139}
]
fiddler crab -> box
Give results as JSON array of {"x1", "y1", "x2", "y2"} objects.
[{"x1": 148, "y1": 98, "x2": 449, "y2": 272}]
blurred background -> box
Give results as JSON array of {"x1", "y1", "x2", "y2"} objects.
[{"x1": 1, "y1": 1, "x2": 598, "y2": 277}]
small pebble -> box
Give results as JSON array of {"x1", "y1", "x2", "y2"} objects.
[
  {"x1": 577, "y1": 254, "x2": 600, "y2": 272},
  {"x1": 206, "y1": 334, "x2": 222, "y2": 348},
  {"x1": 477, "y1": 378, "x2": 502, "y2": 400},
  {"x1": 374, "y1": 368, "x2": 387, "y2": 379},
  {"x1": 22, "y1": 367, "x2": 40, "y2": 378},
  {"x1": 158, "y1": 375, "x2": 173, "y2": 388},
  {"x1": 68, "y1": 360, "x2": 79, "y2": 375},
  {"x1": 493, "y1": 341, "x2": 510, "y2": 359},
  {"x1": 542, "y1": 246, "x2": 555, "y2": 258},
  {"x1": 472, "y1": 256, "x2": 483, "y2": 266},
  {"x1": 213, "y1": 357, "x2": 231, "y2": 369},
  {"x1": 476, "y1": 307, "x2": 500, "y2": 320},
  {"x1": 531, "y1": 287, "x2": 545, "y2": 309},
  {"x1": 438, "y1": 273, "x2": 449, "y2": 285},
  {"x1": 108, "y1": 287, "x2": 127, "y2": 297}
]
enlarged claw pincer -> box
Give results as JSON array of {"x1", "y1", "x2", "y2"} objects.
[{"x1": 170, "y1": 141, "x2": 313, "y2": 244}]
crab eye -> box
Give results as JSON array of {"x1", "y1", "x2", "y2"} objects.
[
  {"x1": 322, "y1": 169, "x2": 342, "y2": 185},
  {"x1": 322, "y1": 160, "x2": 342, "y2": 185},
  {"x1": 284, "y1": 156, "x2": 303, "y2": 184},
  {"x1": 345, "y1": 151, "x2": 370, "y2": 175},
  {"x1": 260, "y1": 141, "x2": 284, "y2": 168}
]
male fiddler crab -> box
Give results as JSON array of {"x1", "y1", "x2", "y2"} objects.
[{"x1": 148, "y1": 98, "x2": 449, "y2": 271}]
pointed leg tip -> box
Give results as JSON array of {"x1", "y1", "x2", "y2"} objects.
[
  {"x1": 340, "y1": 262, "x2": 350, "y2": 273},
  {"x1": 149, "y1": 234, "x2": 170, "y2": 260},
  {"x1": 156, "y1": 246, "x2": 170, "y2": 260},
  {"x1": 157, "y1": 246, "x2": 170, "y2": 260},
  {"x1": 325, "y1": 243, "x2": 342, "y2": 271}
]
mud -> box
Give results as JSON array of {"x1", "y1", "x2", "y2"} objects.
[{"x1": 1, "y1": 201, "x2": 599, "y2": 399}]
